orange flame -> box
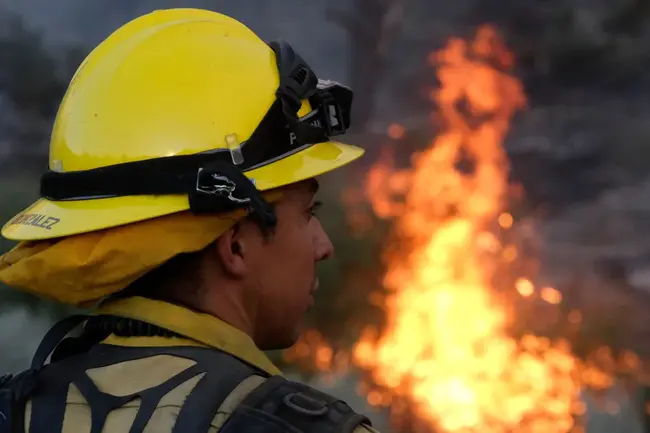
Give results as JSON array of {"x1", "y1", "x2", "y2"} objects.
[
  {"x1": 352, "y1": 26, "x2": 581, "y2": 432},
  {"x1": 286, "y1": 25, "x2": 645, "y2": 433}
]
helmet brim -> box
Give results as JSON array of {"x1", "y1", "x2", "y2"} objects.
[{"x1": 2, "y1": 141, "x2": 364, "y2": 241}]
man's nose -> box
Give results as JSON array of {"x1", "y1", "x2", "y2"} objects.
[{"x1": 313, "y1": 220, "x2": 334, "y2": 262}]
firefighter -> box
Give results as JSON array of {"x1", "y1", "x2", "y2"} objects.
[{"x1": 0, "y1": 8, "x2": 376, "y2": 433}]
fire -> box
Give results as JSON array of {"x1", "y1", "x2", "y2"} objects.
[
  {"x1": 352, "y1": 26, "x2": 582, "y2": 432},
  {"x1": 286, "y1": 25, "x2": 643, "y2": 433}
]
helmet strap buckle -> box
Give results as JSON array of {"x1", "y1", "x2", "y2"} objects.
[{"x1": 190, "y1": 161, "x2": 277, "y2": 230}]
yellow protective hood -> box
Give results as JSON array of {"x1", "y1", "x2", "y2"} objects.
[
  {"x1": 97, "y1": 296, "x2": 283, "y2": 375},
  {"x1": 0, "y1": 209, "x2": 250, "y2": 307}
]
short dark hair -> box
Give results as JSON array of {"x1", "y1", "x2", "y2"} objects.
[
  {"x1": 117, "y1": 247, "x2": 209, "y2": 307},
  {"x1": 114, "y1": 214, "x2": 275, "y2": 306}
]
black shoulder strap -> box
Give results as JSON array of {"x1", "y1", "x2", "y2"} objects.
[
  {"x1": 170, "y1": 351, "x2": 263, "y2": 433},
  {"x1": 220, "y1": 375, "x2": 371, "y2": 433},
  {"x1": 2, "y1": 314, "x2": 371, "y2": 433},
  {"x1": 27, "y1": 344, "x2": 265, "y2": 433},
  {"x1": 31, "y1": 315, "x2": 90, "y2": 369}
]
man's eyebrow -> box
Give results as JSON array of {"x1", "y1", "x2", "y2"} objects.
[{"x1": 308, "y1": 179, "x2": 320, "y2": 194}]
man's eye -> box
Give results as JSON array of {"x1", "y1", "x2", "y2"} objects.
[{"x1": 309, "y1": 201, "x2": 323, "y2": 217}]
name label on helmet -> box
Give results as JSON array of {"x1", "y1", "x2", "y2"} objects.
[{"x1": 9, "y1": 213, "x2": 60, "y2": 230}]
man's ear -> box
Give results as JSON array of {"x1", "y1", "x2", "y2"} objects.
[{"x1": 214, "y1": 223, "x2": 247, "y2": 278}]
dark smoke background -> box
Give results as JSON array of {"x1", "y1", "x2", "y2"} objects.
[{"x1": 2, "y1": 1, "x2": 650, "y2": 431}]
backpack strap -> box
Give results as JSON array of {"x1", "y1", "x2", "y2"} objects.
[
  {"x1": 26, "y1": 343, "x2": 266, "y2": 433},
  {"x1": 31, "y1": 315, "x2": 90, "y2": 370},
  {"x1": 220, "y1": 375, "x2": 371, "y2": 433},
  {"x1": 3, "y1": 314, "x2": 372, "y2": 433},
  {"x1": 170, "y1": 353, "x2": 266, "y2": 433}
]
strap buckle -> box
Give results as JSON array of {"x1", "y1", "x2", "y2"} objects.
[
  {"x1": 283, "y1": 392, "x2": 329, "y2": 416},
  {"x1": 195, "y1": 167, "x2": 251, "y2": 205},
  {"x1": 190, "y1": 162, "x2": 277, "y2": 229}
]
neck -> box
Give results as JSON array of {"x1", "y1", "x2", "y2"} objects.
[{"x1": 199, "y1": 283, "x2": 257, "y2": 339}]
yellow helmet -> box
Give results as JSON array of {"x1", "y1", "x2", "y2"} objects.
[{"x1": 2, "y1": 8, "x2": 363, "y2": 241}]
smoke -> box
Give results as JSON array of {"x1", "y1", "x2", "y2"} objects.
[
  {"x1": 0, "y1": 0, "x2": 349, "y2": 80},
  {"x1": 0, "y1": 304, "x2": 54, "y2": 372}
]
